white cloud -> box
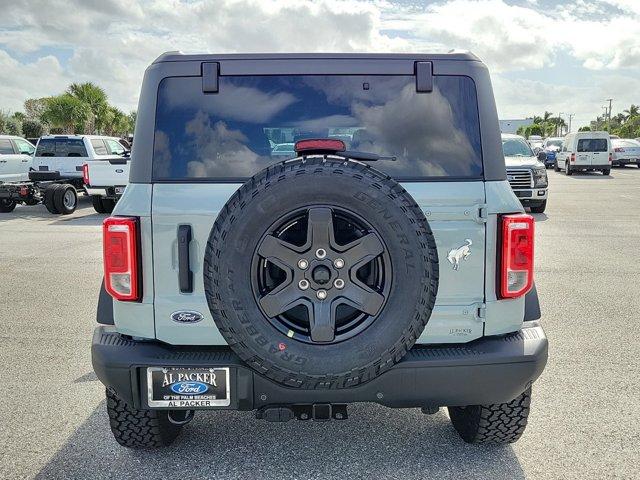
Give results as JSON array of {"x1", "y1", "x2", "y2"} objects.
[{"x1": 0, "y1": 0, "x2": 638, "y2": 127}]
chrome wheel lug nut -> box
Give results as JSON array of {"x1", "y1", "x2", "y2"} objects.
[
  {"x1": 298, "y1": 279, "x2": 310, "y2": 290},
  {"x1": 333, "y1": 258, "x2": 344, "y2": 269},
  {"x1": 316, "y1": 289, "x2": 327, "y2": 300},
  {"x1": 334, "y1": 279, "x2": 345, "y2": 289},
  {"x1": 315, "y1": 248, "x2": 327, "y2": 259},
  {"x1": 297, "y1": 259, "x2": 309, "y2": 270}
]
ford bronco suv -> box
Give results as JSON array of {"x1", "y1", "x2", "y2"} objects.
[{"x1": 92, "y1": 52, "x2": 547, "y2": 448}]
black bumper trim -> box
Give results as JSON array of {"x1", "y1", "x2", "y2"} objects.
[{"x1": 92, "y1": 321, "x2": 548, "y2": 410}]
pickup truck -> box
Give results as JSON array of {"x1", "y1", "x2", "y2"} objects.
[{"x1": 83, "y1": 154, "x2": 130, "y2": 214}]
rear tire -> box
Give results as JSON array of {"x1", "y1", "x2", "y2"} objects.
[
  {"x1": 53, "y1": 184, "x2": 77, "y2": 215},
  {"x1": 92, "y1": 196, "x2": 116, "y2": 214},
  {"x1": 602, "y1": 168, "x2": 610, "y2": 175},
  {"x1": 0, "y1": 199, "x2": 16, "y2": 213},
  {"x1": 102, "y1": 198, "x2": 116, "y2": 213},
  {"x1": 554, "y1": 161, "x2": 560, "y2": 172},
  {"x1": 92, "y1": 195, "x2": 107, "y2": 214},
  {"x1": 43, "y1": 185, "x2": 60, "y2": 214},
  {"x1": 530, "y1": 200, "x2": 547, "y2": 214},
  {"x1": 106, "y1": 388, "x2": 182, "y2": 449},
  {"x1": 565, "y1": 161, "x2": 573, "y2": 176},
  {"x1": 448, "y1": 388, "x2": 532, "y2": 444}
]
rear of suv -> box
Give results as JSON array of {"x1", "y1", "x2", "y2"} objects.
[{"x1": 92, "y1": 52, "x2": 547, "y2": 448}]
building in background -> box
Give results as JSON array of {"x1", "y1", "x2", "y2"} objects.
[{"x1": 499, "y1": 118, "x2": 534, "y2": 134}]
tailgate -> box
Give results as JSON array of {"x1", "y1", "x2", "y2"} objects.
[
  {"x1": 150, "y1": 181, "x2": 487, "y2": 345},
  {"x1": 87, "y1": 159, "x2": 130, "y2": 187}
]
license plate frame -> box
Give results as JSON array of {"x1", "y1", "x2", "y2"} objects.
[
  {"x1": 115, "y1": 186, "x2": 126, "y2": 195},
  {"x1": 146, "y1": 367, "x2": 231, "y2": 408}
]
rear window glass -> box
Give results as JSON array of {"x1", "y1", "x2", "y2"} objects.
[
  {"x1": 577, "y1": 138, "x2": 608, "y2": 152},
  {"x1": 36, "y1": 138, "x2": 88, "y2": 157},
  {"x1": 153, "y1": 75, "x2": 483, "y2": 181}
]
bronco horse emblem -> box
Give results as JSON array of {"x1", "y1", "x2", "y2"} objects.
[{"x1": 447, "y1": 239, "x2": 472, "y2": 271}]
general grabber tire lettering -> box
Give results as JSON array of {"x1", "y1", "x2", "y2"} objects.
[
  {"x1": 204, "y1": 156, "x2": 439, "y2": 389},
  {"x1": 106, "y1": 388, "x2": 181, "y2": 448},
  {"x1": 448, "y1": 388, "x2": 532, "y2": 444}
]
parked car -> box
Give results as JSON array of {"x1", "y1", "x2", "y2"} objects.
[
  {"x1": 92, "y1": 51, "x2": 547, "y2": 449},
  {"x1": 83, "y1": 138, "x2": 131, "y2": 213},
  {"x1": 502, "y1": 134, "x2": 548, "y2": 213},
  {"x1": 555, "y1": 131, "x2": 611, "y2": 175},
  {"x1": 0, "y1": 135, "x2": 35, "y2": 183},
  {"x1": 611, "y1": 138, "x2": 640, "y2": 167},
  {"x1": 527, "y1": 135, "x2": 543, "y2": 152},
  {"x1": 541, "y1": 137, "x2": 563, "y2": 168}
]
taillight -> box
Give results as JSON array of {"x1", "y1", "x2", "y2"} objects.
[
  {"x1": 103, "y1": 217, "x2": 140, "y2": 301},
  {"x1": 499, "y1": 214, "x2": 534, "y2": 299},
  {"x1": 570, "y1": 153, "x2": 576, "y2": 163},
  {"x1": 608, "y1": 153, "x2": 613, "y2": 163},
  {"x1": 82, "y1": 163, "x2": 90, "y2": 185}
]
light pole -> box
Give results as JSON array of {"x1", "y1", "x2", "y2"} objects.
[
  {"x1": 606, "y1": 98, "x2": 613, "y2": 131},
  {"x1": 567, "y1": 113, "x2": 574, "y2": 133}
]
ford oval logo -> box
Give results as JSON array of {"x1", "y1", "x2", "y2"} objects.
[
  {"x1": 171, "y1": 311, "x2": 203, "y2": 324},
  {"x1": 115, "y1": 169, "x2": 124, "y2": 173},
  {"x1": 170, "y1": 381, "x2": 209, "y2": 395}
]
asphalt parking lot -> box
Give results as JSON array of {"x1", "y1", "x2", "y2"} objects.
[{"x1": 1, "y1": 168, "x2": 639, "y2": 479}]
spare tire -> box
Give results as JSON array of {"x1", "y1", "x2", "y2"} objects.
[{"x1": 204, "y1": 157, "x2": 439, "y2": 388}]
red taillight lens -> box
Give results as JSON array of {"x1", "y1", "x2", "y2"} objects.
[
  {"x1": 570, "y1": 153, "x2": 576, "y2": 163},
  {"x1": 103, "y1": 217, "x2": 140, "y2": 301},
  {"x1": 609, "y1": 153, "x2": 613, "y2": 163},
  {"x1": 294, "y1": 139, "x2": 346, "y2": 154},
  {"x1": 499, "y1": 214, "x2": 534, "y2": 299},
  {"x1": 82, "y1": 163, "x2": 89, "y2": 185}
]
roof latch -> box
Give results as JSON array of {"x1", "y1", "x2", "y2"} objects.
[
  {"x1": 202, "y1": 62, "x2": 219, "y2": 93},
  {"x1": 415, "y1": 61, "x2": 433, "y2": 93}
]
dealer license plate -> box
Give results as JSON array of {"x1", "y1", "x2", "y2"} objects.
[{"x1": 147, "y1": 367, "x2": 231, "y2": 408}]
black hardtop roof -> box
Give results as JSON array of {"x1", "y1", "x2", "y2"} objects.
[{"x1": 153, "y1": 51, "x2": 481, "y2": 64}]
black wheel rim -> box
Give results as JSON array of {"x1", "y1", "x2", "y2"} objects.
[{"x1": 251, "y1": 206, "x2": 392, "y2": 344}]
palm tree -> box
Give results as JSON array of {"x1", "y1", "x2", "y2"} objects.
[
  {"x1": 104, "y1": 107, "x2": 132, "y2": 136},
  {"x1": 67, "y1": 82, "x2": 109, "y2": 133},
  {"x1": 41, "y1": 94, "x2": 91, "y2": 134},
  {"x1": 623, "y1": 104, "x2": 639, "y2": 121}
]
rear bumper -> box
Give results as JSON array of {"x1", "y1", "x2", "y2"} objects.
[
  {"x1": 85, "y1": 186, "x2": 124, "y2": 199},
  {"x1": 571, "y1": 164, "x2": 610, "y2": 170},
  {"x1": 92, "y1": 321, "x2": 548, "y2": 410}
]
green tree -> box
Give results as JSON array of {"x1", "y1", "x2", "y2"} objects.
[
  {"x1": 0, "y1": 111, "x2": 23, "y2": 135},
  {"x1": 24, "y1": 98, "x2": 48, "y2": 121},
  {"x1": 623, "y1": 104, "x2": 639, "y2": 121},
  {"x1": 103, "y1": 107, "x2": 132, "y2": 136},
  {"x1": 41, "y1": 94, "x2": 91, "y2": 134},
  {"x1": 67, "y1": 82, "x2": 109, "y2": 133},
  {"x1": 578, "y1": 126, "x2": 591, "y2": 132},
  {"x1": 21, "y1": 119, "x2": 45, "y2": 138}
]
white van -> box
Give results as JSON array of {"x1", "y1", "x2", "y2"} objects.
[
  {"x1": 0, "y1": 135, "x2": 35, "y2": 182},
  {"x1": 554, "y1": 131, "x2": 611, "y2": 175}
]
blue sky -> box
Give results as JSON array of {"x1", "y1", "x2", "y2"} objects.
[{"x1": 1, "y1": 0, "x2": 639, "y2": 129}]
